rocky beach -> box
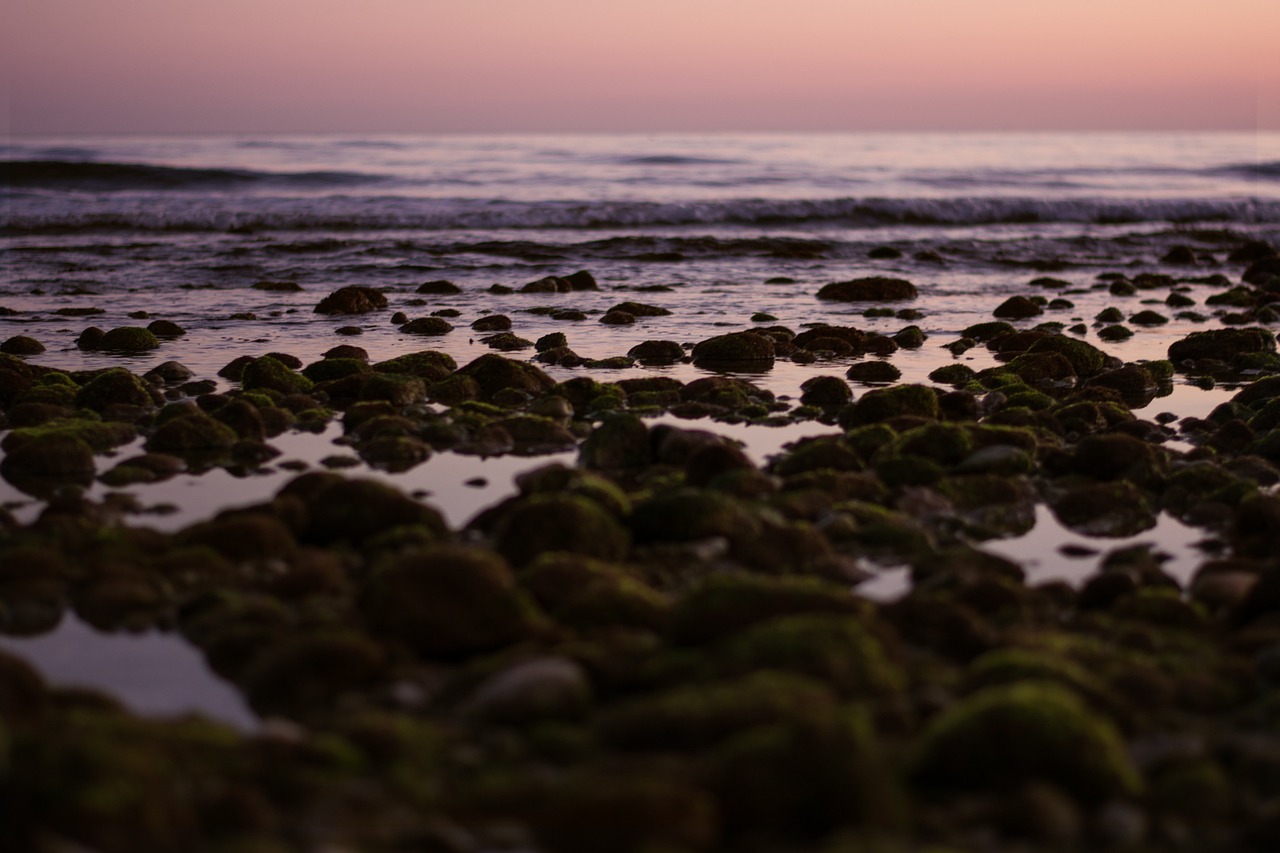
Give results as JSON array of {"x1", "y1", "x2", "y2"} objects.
[{"x1": 3, "y1": 133, "x2": 1280, "y2": 851}]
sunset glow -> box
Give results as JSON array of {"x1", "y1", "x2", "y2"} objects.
[{"x1": 4, "y1": 0, "x2": 1278, "y2": 133}]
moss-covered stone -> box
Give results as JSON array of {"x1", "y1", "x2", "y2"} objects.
[
  {"x1": 1027, "y1": 335, "x2": 1107, "y2": 376},
  {"x1": 284, "y1": 474, "x2": 448, "y2": 547},
  {"x1": 519, "y1": 553, "x2": 668, "y2": 632},
  {"x1": 494, "y1": 493, "x2": 630, "y2": 566},
  {"x1": 454, "y1": 353, "x2": 556, "y2": 402},
  {"x1": 240, "y1": 356, "x2": 314, "y2": 395},
  {"x1": 845, "y1": 361, "x2": 901, "y2": 384},
  {"x1": 911, "y1": 682, "x2": 1141, "y2": 802},
  {"x1": 579, "y1": 413, "x2": 651, "y2": 471},
  {"x1": 144, "y1": 412, "x2": 238, "y2": 454},
  {"x1": 691, "y1": 331, "x2": 776, "y2": 366},
  {"x1": 0, "y1": 432, "x2": 96, "y2": 494},
  {"x1": 631, "y1": 489, "x2": 760, "y2": 545},
  {"x1": 838, "y1": 383, "x2": 939, "y2": 428},
  {"x1": 361, "y1": 545, "x2": 547, "y2": 658},
  {"x1": 1, "y1": 335, "x2": 45, "y2": 355},
  {"x1": 372, "y1": 350, "x2": 457, "y2": 381},
  {"x1": 96, "y1": 326, "x2": 160, "y2": 353},
  {"x1": 670, "y1": 573, "x2": 869, "y2": 644},
  {"x1": 1050, "y1": 481, "x2": 1156, "y2": 537},
  {"x1": 1168, "y1": 327, "x2": 1275, "y2": 364},
  {"x1": 599, "y1": 671, "x2": 838, "y2": 750},
  {"x1": 314, "y1": 285, "x2": 387, "y2": 314}
]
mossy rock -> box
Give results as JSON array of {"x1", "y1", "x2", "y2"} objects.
[
  {"x1": 494, "y1": 493, "x2": 630, "y2": 566},
  {"x1": 240, "y1": 356, "x2": 314, "y2": 395},
  {"x1": 240, "y1": 630, "x2": 385, "y2": 717},
  {"x1": 0, "y1": 432, "x2": 96, "y2": 494},
  {"x1": 845, "y1": 361, "x2": 901, "y2": 384},
  {"x1": 1027, "y1": 335, "x2": 1107, "y2": 376},
  {"x1": 361, "y1": 545, "x2": 548, "y2": 658},
  {"x1": 884, "y1": 422, "x2": 974, "y2": 466},
  {"x1": 838, "y1": 383, "x2": 939, "y2": 428},
  {"x1": 283, "y1": 474, "x2": 448, "y2": 547},
  {"x1": 928, "y1": 364, "x2": 976, "y2": 385},
  {"x1": 399, "y1": 317, "x2": 454, "y2": 335},
  {"x1": 1050, "y1": 481, "x2": 1156, "y2": 537},
  {"x1": 631, "y1": 489, "x2": 760, "y2": 545},
  {"x1": 520, "y1": 553, "x2": 668, "y2": 632},
  {"x1": 691, "y1": 331, "x2": 776, "y2": 366},
  {"x1": 963, "y1": 321, "x2": 1017, "y2": 341},
  {"x1": 993, "y1": 295, "x2": 1043, "y2": 319},
  {"x1": 372, "y1": 350, "x2": 457, "y2": 381},
  {"x1": 911, "y1": 682, "x2": 1141, "y2": 802},
  {"x1": 4, "y1": 417, "x2": 136, "y2": 454},
  {"x1": 627, "y1": 339, "x2": 684, "y2": 363},
  {"x1": 817, "y1": 277, "x2": 918, "y2": 301},
  {"x1": 301, "y1": 357, "x2": 371, "y2": 383},
  {"x1": 1, "y1": 335, "x2": 45, "y2": 356},
  {"x1": 98, "y1": 326, "x2": 160, "y2": 353},
  {"x1": 716, "y1": 613, "x2": 902, "y2": 697},
  {"x1": 314, "y1": 285, "x2": 388, "y2": 314},
  {"x1": 798, "y1": 375, "x2": 852, "y2": 407},
  {"x1": 1002, "y1": 351, "x2": 1076, "y2": 384},
  {"x1": 455, "y1": 353, "x2": 556, "y2": 402},
  {"x1": 670, "y1": 573, "x2": 869, "y2": 645},
  {"x1": 609, "y1": 300, "x2": 671, "y2": 317},
  {"x1": 514, "y1": 463, "x2": 631, "y2": 517},
  {"x1": 598, "y1": 671, "x2": 839, "y2": 751},
  {"x1": 144, "y1": 412, "x2": 238, "y2": 454},
  {"x1": 579, "y1": 412, "x2": 651, "y2": 471},
  {"x1": 709, "y1": 707, "x2": 901, "y2": 837},
  {"x1": 1168, "y1": 327, "x2": 1275, "y2": 364}
]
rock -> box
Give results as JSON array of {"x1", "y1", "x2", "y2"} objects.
[
  {"x1": 360, "y1": 545, "x2": 546, "y2": 658},
  {"x1": 1162, "y1": 245, "x2": 1198, "y2": 264},
  {"x1": 1050, "y1": 481, "x2": 1156, "y2": 537},
  {"x1": 817, "y1": 277, "x2": 918, "y2": 301},
  {"x1": 599, "y1": 671, "x2": 837, "y2": 750},
  {"x1": 1086, "y1": 364, "x2": 1158, "y2": 408},
  {"x1": 284, "y1": 475, "x2": 448, "y2": 547},
  {"x1": 75, "y1": 326, "x2": 105, "y2": 350},
  {"x1": 314, "y1": 285, "x2": 388, "y2": 314},
  {"x1": 630, "y1": 489, "x2": 759, "y2": 545},
  {"x1": 373, "y1": 350, "x2": 457, "y2": 381},
  {"x1": 240, "y1": 356, "x2": 314, "y2": 395},
  {"x1": 670, "y1": 573, "x2": 868, "y2": 645},
  {"x1": 609, "y1": 301, "x2": 670, "y2": 317},
  {"x1": 302, "y1": 357, "x2": 371, "y2": 383},
  {"x1": 416, "y1": 279, "x2": 461, "y2": 294},
  {"x1": 522, "y1": 276, "x2": 571, "y2": 293},
  {"x1": 1028, "y1": 336, "x2": 1107, "y2": 376},
  {"x1": 580, "y1": 413, "x2": 651, "y2": 471},
  {"x1": 471, "y1": 314, "x2": 511, "y2": 332},
  {"x1": 143, "y1": 361, "x2": 194, "y2": 385},
  {"x1": 253, "y1": 279, "x2": 303, "y2": 291},
  {"x1": 1244, "y1": 257, "x2": 1280, "y2": 285},
  {"x1": 838, "y1": 383, "x2": 939, "y2": 427},
  {"x1": 240, "y1": 630, "x2": 384, "y2": 717},
  {"x1": 691, "y1": 331, "x2": 775, "y2": 366},
  {"x1": 627, "y1": 340, "x2": 684, "y2": 363},
  {"x1": 893, "y1": 325, "x2": 927, "y2": 348},
  {"x1": 845, "y1": 361, "x2": 901, "y2": 384},
  {"x1": 481, "y1": 332, "x2": 534, "y2": 351},
  {"x1": 564, "y1": 269, "x2": 600, "y2": 290},
  {"x1": 0, "y1": 433, "x2": 96, "y2": 494},
  {"x1": 1168, "y1": 327, "x2": 1275, "y2": 364},
  {"x1": 799, "y1": 375, "x2": 852, "y2": 406},
  {"x1": 145, "y1": 411, "x2": 238, "y2": 454},
  {"x1": 494, "y1": 494, "x2": 629, "y2": 566},
  {"x1": 912, "y1": 682, "x2": 1140, "y2": 802},
  {"x1": 598, "y1": 310, "x2": 635, "y2": 325},
  {"x1": 518, "y1": 552, "x2": 666, "y2": 631},
  {"x1": 399, "y1": 317, "x2": 454, "y2": 335},
  {"x1": 993, "y1": 296, "x2": 1044, "y2": 320},
  {"x1": 99, "y1": 326, "x2": 160, "y2": 353},
  {"x1": 461, "y1": 656, "x2": 592, "y2": 723},
  {"x1": 454, "y1": 353, "x2": 556, "y2": 403},
  {"x1": 0, "y1": 336, "x2": 44, "y2": 355},
  {"x1": 146, "y1": 319, "x2": 185, "y2": 338},
  {"x1": 75, "y1": 368, "x2": 156, "y2": 412}
]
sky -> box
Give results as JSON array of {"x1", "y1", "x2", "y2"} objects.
[{"x1": 3, "y1": 0, "x2": 1277, "y2": 134}]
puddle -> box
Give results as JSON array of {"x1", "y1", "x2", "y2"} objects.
[
  {"x1": 0, "y1": 614, "x2": 257, "y2": 731},
  {"x1": 977, "y1": 504, "x2": 1210, "y2": 589}
]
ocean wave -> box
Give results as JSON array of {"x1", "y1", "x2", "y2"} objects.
[
  {"x1": 0, "y1": 159, "x2": 388, "y2": 191},
  {"x1": 3, "y1": 195, "x2": 1277, "y2": 234},
  {"x1": 1213, "y1": 161, "x2": 1280, "y2": 180}
]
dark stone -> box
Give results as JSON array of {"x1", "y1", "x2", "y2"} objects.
[
  {"x1": 628, "y1": 340, "x2": 684, "y2": 363},
  {"x1": 691, "y1": 331, "x2": 775, "y2": 366},
  {"x1": 400, "y1": 317, "x2": 454, "y2": 335},
  {"x1": 817, "y1": 277, "x2": 918, "y2": 301},
  {"x1": 609, "y1": 301, "x2": 671, "y2": 317},
  {"x1": 0, "y1": 336, "x2": 45, "y2": 355},
  {"x1": 471, "y1": 314, "x2": 511, "y2": 332},
  {"x1": 99, "y1": 326, "x2": 160, "y2": 353},
  {"x1": 146, "y1": 320, "x2": 185, "y2": 338},
  {"x1": 1168, "y1": 328, "x2": 1275, "y2": 364},
  {"x1": 993, "y1": 296, "x2": 1043, "y2": 320},
  {"x1": 314, "y1": 285, "x2": 388, "y2": 315},
  {"x1": 845, "y1": 361, "x2": 902, "y2": 384},
  {"x1": 416, "y1": 279, "x2": 462, "y2": 294}
]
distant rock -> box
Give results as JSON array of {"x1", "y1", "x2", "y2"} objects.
[
  {"x1": 817, "y1": 277, "x2": 918, "y2": 302},
  {"x1": 314, "y1": 286, "x2": 388, "y2": 315}
]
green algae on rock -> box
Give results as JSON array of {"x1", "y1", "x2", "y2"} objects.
[{"x1": 911, "y1": 682, "x2": 1141, "y2": 802}]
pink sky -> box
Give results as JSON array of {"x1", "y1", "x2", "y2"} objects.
[{"x1": 4, "y1": 0, "x2": 1277, "y2": 133}]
